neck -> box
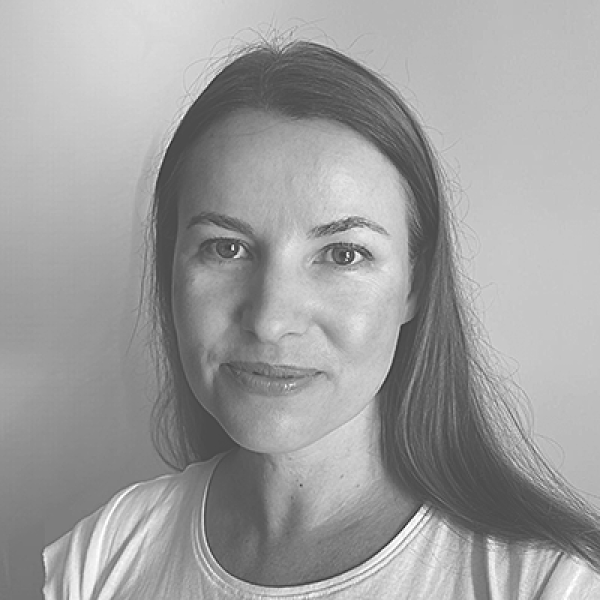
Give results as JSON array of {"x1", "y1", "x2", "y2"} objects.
[{"x1": 211, "y1": 403, "x2": 415, "y2": 542}]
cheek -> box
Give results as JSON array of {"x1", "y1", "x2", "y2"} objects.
[
  {"x1": 171, "y1": 268, "x2": 232, "y2": 365},
  {"x1": 328, "y1": 281, "x2": 405, "y2": 371}
]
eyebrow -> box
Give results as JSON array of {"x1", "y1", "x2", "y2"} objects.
[
  {"x1": 186, "y1": 212, "x2": 389, "y2": 238},
  {"x1": 186, "y1": 212, "x2": 255, "y2": 237},
  {"x1": 307, "y1": 216, "x2": 389, "y2": 239}
]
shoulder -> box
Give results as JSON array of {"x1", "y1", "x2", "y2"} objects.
[
  {"x1": 532, "y1": 552, "x2": 600, "y2": 599},
  {"x1": 415, "y1": 508, "x2": 600, "y2": 598},
  {"x1": 66, "y1": 458, "x2": 214, "y2": 545},
  {"x1": 43, "y1": 456, "x2": 221, "y2": 599},
  {"x1": 487, "y1": 538, "x2": 600, "y2": 597}
]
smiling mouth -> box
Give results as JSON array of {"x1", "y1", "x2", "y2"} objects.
[{"x1": 222, "y1": 362, "x2": 322, "y2": 396}]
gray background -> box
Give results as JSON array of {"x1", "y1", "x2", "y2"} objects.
[{"x1": 2, "y1": 0, "x2": 599, "y2": 596}]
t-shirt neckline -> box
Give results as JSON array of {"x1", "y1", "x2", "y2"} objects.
[{"x1": 192, "y1": 454, "x2": 432, "y2": 597}]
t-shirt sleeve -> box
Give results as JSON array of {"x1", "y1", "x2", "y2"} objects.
[
  {"x1": 42, "y1": 484, "x2": 142, "y2": 600},
  {"x1": 42, "y1": 464, "x2": 210, "y2": 600},
  {"x1": 539, "y1": 554, "x2": 600, "y2": 599}
]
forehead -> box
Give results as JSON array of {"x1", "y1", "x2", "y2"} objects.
[{"x1": 176, "y1": 110, "x2": 408, "y2": 232}]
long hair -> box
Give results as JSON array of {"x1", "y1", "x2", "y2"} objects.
[{"x1": 149, "y1": 39, "x2": 600, "y2": 567}]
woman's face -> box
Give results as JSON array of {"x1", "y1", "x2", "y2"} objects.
[{"x1": 172, "y1": 111, "x2": 417, "y2": 455}]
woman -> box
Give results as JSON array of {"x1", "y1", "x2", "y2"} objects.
[{"x1": 44, "y1": 40, "x2": 600, "y2": 598}]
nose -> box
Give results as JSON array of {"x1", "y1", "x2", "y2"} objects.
[{"x1": 241, "y1": 260, "x2": 310, "y2": 344}]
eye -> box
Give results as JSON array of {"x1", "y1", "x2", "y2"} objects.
[
  {"x1": 320, "y1": 243, "x2": 373, "y2": 267},
  {"x1": 200, "y1": 238, "x2": 251, "y2": 261}
]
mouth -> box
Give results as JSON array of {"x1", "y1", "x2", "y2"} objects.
[
  {"x1": 229, "y1": 361, "x2": 320, "y2": 378},
  {"x1": 222, "y1": 361, "x2": 322, "y2": 396}
]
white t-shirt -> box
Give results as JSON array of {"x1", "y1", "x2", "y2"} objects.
[{"x1": 44, "y1": 455, "x2": 600, "y2": 599}]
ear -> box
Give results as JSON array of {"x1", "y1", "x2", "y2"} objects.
[{"x1": 402, "y1": 255, "x2": 426, "y2": 324}]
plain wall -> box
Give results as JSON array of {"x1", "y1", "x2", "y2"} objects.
[{"x1": 2, "y1": 0, "x2": 599, "y2": 596}]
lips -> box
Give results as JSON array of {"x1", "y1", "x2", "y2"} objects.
[
  {"x1": 229, "y1": 361, "x2": 320, "y2": 378},
  {"x1": 222, "y1": 361, "x2": 322, "y2": 396}
]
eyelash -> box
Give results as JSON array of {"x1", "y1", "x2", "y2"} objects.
[
  {"x1": 197, "y1": 238, "x2": 374, "y2": 269},
  {"x1": 318, "y1": 242, "x2": 374, "y2": 268},
  {"x1": 198, "y1": 238, "x2": 251, "y2": 262}
]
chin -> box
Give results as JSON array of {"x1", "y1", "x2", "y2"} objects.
[{"x1": 209, "y1": 407, "x2": 321, "y2": 456}]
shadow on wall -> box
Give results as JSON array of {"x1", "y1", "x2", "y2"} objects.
[
  {"x1": 0, "y1": 144, "x2": 168, "y2": 600},
  {"x1": 3, "y1": 523, "x2": 45, "y2": 599}
]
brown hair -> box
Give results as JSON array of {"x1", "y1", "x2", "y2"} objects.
[{"x1": 149, "y1": 39, "x2": 600, "y2": 568}]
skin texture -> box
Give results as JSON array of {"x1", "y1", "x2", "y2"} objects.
[{"x1": 172, "y1": 110, "x2": 420, "y2": 585}]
